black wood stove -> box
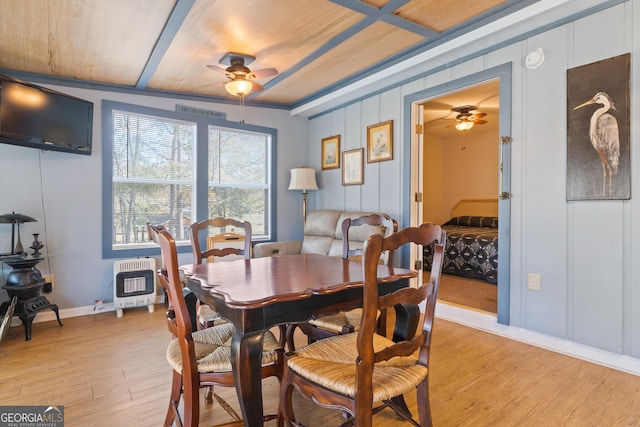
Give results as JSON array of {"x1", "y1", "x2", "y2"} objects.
[{"x1": 1, "y1": 255, "x2": 62, "y2": 341}]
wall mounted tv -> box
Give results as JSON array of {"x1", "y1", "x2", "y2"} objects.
[{"x1": 0, "y1": 74, "x2": 93, "y2": 155}]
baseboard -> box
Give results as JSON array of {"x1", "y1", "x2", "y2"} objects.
[
  {"x1": 10, "y1": 295, "x2": 165, "y2": 327},
  {"x1": 436, "y1": 302, "x2": 640, "y2": 377}
]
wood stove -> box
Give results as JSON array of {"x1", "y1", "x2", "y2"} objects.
[{"x1": 1, "y1": 255, "x2": 62, "y2": 341}]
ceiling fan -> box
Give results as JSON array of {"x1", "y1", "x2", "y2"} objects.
[
  {"x1": 206, "y1": 52, "x2": 278, "y2": 97},
  {"x1": 445, "y1": 105, "x2": 487, "y2": 131}
]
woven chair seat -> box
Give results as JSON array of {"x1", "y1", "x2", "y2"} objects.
[
  {"x1": 197, "y1": 303, "x2": 228, "y2": 327},
  {"x1": 288, "y1": 332, "x2": 427, "y2": 401},
  {"x1": 308, "y1": 308, "x2": 382, "y2": 333},
  {"x1": 167, "y1": 322, "x2": 281, "y2": 373}
]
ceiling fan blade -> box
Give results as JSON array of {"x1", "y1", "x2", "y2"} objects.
[
  {"x1": 250, "y1": 81, "x2": 264, "y2": 92},
  {"x1": 206, "y1": 64, "x2": 229, "y2": 74},
  {"x1": 474, "y1": 119, "x2": 488, "y2": 125},
  {"x1": 250, "y1": 68, "x2": 278, "y2": 79},
  {"x1": 203, "y1": 81, "x2": 226, "y2": 88}
]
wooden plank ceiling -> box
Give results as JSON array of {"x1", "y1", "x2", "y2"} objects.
[{"x1": 0, "y1": 0, "x2": 524, "y2": 107}]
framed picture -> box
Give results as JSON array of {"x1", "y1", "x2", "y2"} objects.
[
  {"x1": 342, "y1": 148, "x2": 364, "y2": 185},
  {"x1": 321, "y1": 135, "x2": 340, "y2": 170},
  {"x1": 567, "y1": 53, "x2": 630, "y2": 200},
  {"x1": 367, "y1": 120, "x2": 393, "y2": 163}
]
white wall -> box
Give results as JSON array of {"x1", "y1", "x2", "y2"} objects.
[
  {"x1": 424, "y1": 128, "x2": 499, "y2": 225},
  {"x1": 0, "y1": 88, "x2": 308, "y2": 309},
  {"x1": 305, "y1": 0, "x2": 640, "y2": 359}
]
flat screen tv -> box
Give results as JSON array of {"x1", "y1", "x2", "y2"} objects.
[{"x1": 0, "y1": 74, "x2": 93, "y2": 155}]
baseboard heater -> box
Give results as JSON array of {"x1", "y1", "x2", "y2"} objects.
[{"x1": 113, "y1": 257, "x2": 157, "y2": 318}]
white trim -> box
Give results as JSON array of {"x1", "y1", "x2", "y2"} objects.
[
  {"x1": 436, "y1": 303, "x2": 640, "y2": 377},
  {"x1": 9, "y1": 296, "x2": 165, "y2": 327}
]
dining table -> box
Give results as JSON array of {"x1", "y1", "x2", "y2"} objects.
[{"x1": 181, "y1": 253, "x2": 418, "y2": 427}]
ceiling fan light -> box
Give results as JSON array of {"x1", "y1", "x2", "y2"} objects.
[
  {"x1": 225, "y1": 78, "x2": 253, "y2": 97},
  {"x1": 455, "y1": 121, "x2": 474, "y2": 131}
]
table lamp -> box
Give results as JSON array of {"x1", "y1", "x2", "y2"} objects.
[{"x1": 288, "y1": 168, "x2": 319, "y2": 228}]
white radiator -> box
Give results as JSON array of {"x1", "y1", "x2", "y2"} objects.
[{"x1": 113, "y1": 257, "x2": 157, "y2": 318}]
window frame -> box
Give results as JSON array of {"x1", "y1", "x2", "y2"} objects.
[{"x1": 102, "y1": 100, "x2": 277, "y2": 259}]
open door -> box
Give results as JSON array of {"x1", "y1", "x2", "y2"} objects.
[
  {"x1": 406, "y1": 64, "x2": 512, "y2": 325},
  {"x1": 409, "y1": 103, "x2": 424, "y2": 287}
]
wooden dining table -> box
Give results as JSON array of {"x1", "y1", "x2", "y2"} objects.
[{"x1": 181, "y1": 253, "x2": 418, "y2": 427}]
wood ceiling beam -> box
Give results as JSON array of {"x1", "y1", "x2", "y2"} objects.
[
  {"x1": 328, "y1": 0, "x2": 439, "y2": 38},
  {"x1": 136, "y1": 0, "x2": 196, "y2": 89}
]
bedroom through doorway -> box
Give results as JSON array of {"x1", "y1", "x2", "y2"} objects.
[{"x1": 421, "y1": 80, "x2": 500, "y2": 315}]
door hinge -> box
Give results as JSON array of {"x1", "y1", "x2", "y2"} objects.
[
  {"x1": 415, "y1": 124, "x2": 423, "y2": 134},
  {"x1": 414, "y1": 192, "x2": 423, "y2": 202},
  {"x1": 501, "y1": 136, "x2": 512, "y2": 145},
  {"x1": 414, "y1": 260, "x2": 423, "y2": 270}
]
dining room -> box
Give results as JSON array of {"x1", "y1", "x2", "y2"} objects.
[{"x1": 2, "y1": 302, "x2": 639, "y2": 426}]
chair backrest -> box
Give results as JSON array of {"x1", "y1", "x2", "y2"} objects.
[
  {"x1": 189, "y1": 217, "x2": 252, "y2": 264},
  {"x1": 147, "y1": 223, "x2": 198, "y2": 379},
  {"x1": 341, "y1": 213, "x2": 398, "y2": 265},
  {"x1": 356, "y1": 223, "x2": 445, "y2": 417}
]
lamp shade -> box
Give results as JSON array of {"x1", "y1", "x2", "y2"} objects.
[
  {"x1": 225, "y1": 78, "x2": 253, "y2": 97},
  {"x1": 288, "y1": 168, "x2": 319, "y2": 192},
  {"x1": 455, "y1": 120, "x2": 474, "y2": 131}
]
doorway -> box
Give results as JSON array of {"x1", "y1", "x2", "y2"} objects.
[
  {"x1": 422, "y1": 80, "x2": 499, "y2": 314},
  {"x1": 404, "y1": 64, "x2": 512, "y2": 325}
]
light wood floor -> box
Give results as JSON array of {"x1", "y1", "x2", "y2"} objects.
[
  {"x1": 1, "y1": 306, "x2": 640, "y2": 426},
  {"x1": 436, "y1": 273, "x2": 497, "y2": 314}
]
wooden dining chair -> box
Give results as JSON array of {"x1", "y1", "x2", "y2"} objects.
[
  {"x1": 189, "y1": 217, "x2": 252, "y2": 329},
  {"x1": 280, "y1": 223, "x2": 446, "y2": 427},
  {"x1": 286, "y1": 214, "x2": 397, "y2": 350},
  {"x1": 147, "y1": 223, "x2": 282, "y2": 427},
  {"x1": 190, "y1": 217, "x2": 252, "y2": 264}
]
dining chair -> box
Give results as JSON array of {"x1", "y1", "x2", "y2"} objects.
[
  {"x1": 280, "y1": 223, "x2": 446, "y2": 427},
  {"x1": 285, "y1": 214, "x2": 397, "y2": 351},
  {"x1": 0, "y1": 296, "x2": 18, "y2": 356},
  {"x1": 189, "y1": 217, "x2": 251, "y2": 329},
  {"x1": 147, "y1": 223, "x2": 283, "y2": 427}
]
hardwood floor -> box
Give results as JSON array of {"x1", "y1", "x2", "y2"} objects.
[
  {"x1": 1, "y1": 305, "x2": 640, "y2": 426},
  {"x1": 436, "y1": 273, "x2": 497, "y2": 314}
]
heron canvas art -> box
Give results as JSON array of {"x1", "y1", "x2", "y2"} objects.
[{"x1": 567, "y1": 53, "x2": 630, "y2": 200}]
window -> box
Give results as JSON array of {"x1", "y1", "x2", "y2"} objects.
[
  {"x1": 102, "y1": 101, "x2": 276, "y2": 258},
  {"x1": 208, "y1": 126, "x2": 270, "y2": 236}
]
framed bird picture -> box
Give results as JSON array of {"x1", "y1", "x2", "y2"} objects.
[{"x1": 567, "y1": 53, "x2": 630, "y2": 200}]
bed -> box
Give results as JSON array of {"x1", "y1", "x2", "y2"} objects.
[{"x1": 423, "y1": 199, "x2": 499, "y2": 284}]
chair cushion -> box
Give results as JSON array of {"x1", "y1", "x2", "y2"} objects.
[
  {"x1": 308, "y1": 308, "x2": 378, "y2": 333},
  {"x1": 167, "y1": 323, "x2": 281, "y2": 373},
  {"x1": 287, "y1": 333, "x2": 427, "y2": 401},
  {"x1": 197, "y1": 304, "x2": 228, "y2": 327},
  {"x1": 300, "y1": 235, "x2": 335, "y2": 255},
  {"x1": 304, "y1": 210, "x2": 343, "y2": 238}
]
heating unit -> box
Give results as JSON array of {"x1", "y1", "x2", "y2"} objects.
[{"x1": 113, "y1": 257, "x2": 157, "y2": 318}]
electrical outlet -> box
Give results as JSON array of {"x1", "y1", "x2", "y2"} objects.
[
  {"x1": 527, "y1": 273, "x2": 541, "y2": 291},
  {"x1": 43, "y1": 274, "x2": 55, "y2": 289}
]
